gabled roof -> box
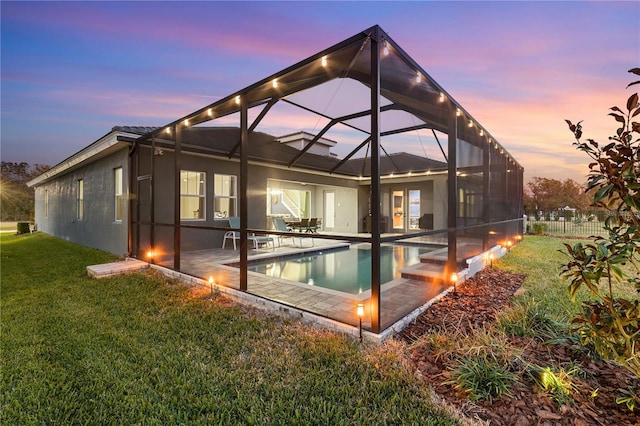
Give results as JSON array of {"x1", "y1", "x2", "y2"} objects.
[{"x1": 147, "y1": 126, "x2": 447, "y2": 177}]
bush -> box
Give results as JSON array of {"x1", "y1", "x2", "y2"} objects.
[
  {"x1": 16, "y1": 222, "x2": 30, "y2": 234},
  {"x1": 448, "y1": 356, "x2": 517, "y2": 402},
  {"x1": 495, "y1": 300, "x2": 565, "y2": 340},
  {"x1": 532, "y1": 223, "x2": 548, "y2": 235}
]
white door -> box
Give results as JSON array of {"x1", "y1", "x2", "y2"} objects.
[{"x1": 324, "y1": 191, "x2": 335, "y2": 230}]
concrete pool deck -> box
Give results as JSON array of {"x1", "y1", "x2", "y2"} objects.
[{"x1": 88, "y1": 236, "x2": 501, "y2": 341}]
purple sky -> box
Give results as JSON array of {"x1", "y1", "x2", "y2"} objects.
[{"x1": 2, "y1": 1, "x2": 638, "y2": 184}]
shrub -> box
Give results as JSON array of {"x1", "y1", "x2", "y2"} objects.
[
  {"x1": 561, "y1": 68, "x2": 640, "y2": 379},
  {"x1": 16, "y1": 222, "x2": 30, "y2": 234},
  {"x1": 495, "y1": 300, "x2": 565, "y2": 340},
  {"x1": 447, "y1": 356, "x2": 517, "y2": 402},
  {"x1": 532, "y1": 223, "x2": 548, "y2": 235}
]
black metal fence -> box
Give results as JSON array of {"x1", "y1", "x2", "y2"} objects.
[{"x1": 525, "y1": 209, "x2": 611, "y2": 237}]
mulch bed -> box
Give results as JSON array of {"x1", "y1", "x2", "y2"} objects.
[{"x1": 398, "y1": 269, "x2": 640, "y2": 426}]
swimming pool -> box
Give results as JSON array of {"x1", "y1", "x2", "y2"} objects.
[{"x1": 245, "y1": 243, "x2": 437, "y2": 295}]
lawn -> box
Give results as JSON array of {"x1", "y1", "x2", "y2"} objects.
[
  {"x1": 1, "y1": 233, "x2": 459, "y2": 425},
  {"x1": 497, "y1": 235, "x2": 638, "y2": 323}
]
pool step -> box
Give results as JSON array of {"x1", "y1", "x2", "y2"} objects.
[
  {"x1": 419, "y1": 242, "x2": 483, "y2": 268},
  {"x1": 399, "y1": 262, "x2": 446, "y2": 281}
]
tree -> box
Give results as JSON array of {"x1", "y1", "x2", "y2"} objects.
[
  {"x1": 0, "y1": 162, "x2": 50, "y2": 221},
  {"x1": 560, "y1": 68, "x2": 640, "y2": 380},
  {"x1": 525, "y1": 177, "x2": 591, "y2": 211}
]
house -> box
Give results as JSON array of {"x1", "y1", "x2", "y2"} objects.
[{"x1": 29, "y1": 26, "x2": 524, "y2": 335}]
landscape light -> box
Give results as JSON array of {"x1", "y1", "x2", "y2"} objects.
[
  {"x1": 357, "y1": 303, "x2": 364, "y2": 342},
  {"x1": 146, "y1": 250, "x2": 154, "y2": 263},
  {"x1": 209, "y1": 276, "x2": 214, "y2": 296},
  {"x1": 451, "y1": 272, "x2": 458, "y2": 293},
  {"x1": 489, "y1": 253, "x2": 495, "y2": 269}
]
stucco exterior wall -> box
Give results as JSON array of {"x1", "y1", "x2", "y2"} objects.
[
  {"x1": 134, "y1": 146, "x2": 362, "y2": 254},
  {"x1": 33, "y1": 148, "x2": 129, "y2": 256}
]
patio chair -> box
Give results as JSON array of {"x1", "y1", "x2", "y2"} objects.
[
  {"x1": 272, "y1": 217, "x2": 299, "y2": 247},
  {"x1": 222, "y1": 217, "x2": 274, "y2": 251},
  {"x1": 308, "y1": 218, "x2": 318, "y2": 233}
]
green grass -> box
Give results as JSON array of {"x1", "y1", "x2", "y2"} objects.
[
  {"x1": 495, "y1": 235, "x2": 637, "y2": 323},
  {"x1": 1, "y1": 233, "x2": 458, "y2": 425}
]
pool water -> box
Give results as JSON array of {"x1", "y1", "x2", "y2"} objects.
[{"x1": 246, "y1": 244, "x2": 435, "y2": 295}]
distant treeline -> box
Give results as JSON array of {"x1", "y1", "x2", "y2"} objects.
[{"x1": 1, "y1": 162, "x2": 50, "y2": 221}]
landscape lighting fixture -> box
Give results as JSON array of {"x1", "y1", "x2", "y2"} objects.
[
  {"x1": 489, "y1": 253, "x2": 495, "y2": 269},
  {"x1": 209, "y1": 276, "x2": 214, "y2": 296},
  {"x1": 357, "y1": 303, "x2": 364, "y2": 342},
  {"x1": 146, "y1": 250, "x2": 154, "y2": 263},
  {"x1": 451, "y1": 272, "x2": 458, "y2": 293}
]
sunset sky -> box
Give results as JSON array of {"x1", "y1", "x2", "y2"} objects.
[{"x1": 2, "y1": 1, "x2": 638, "y2": 185}]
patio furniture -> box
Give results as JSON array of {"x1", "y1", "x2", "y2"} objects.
[
  {"x1": 222, "y1": 217, "x2": 274, "y2": 251},
  {"x1": 272, "y1": 217, "x2": 299, "y2": 247},
  {"x1": 308, "y1": 218, "x2": 318, "y2": 233},
  {"x1": 273, "y1": 217, "x2": 313, "y2": 247}
]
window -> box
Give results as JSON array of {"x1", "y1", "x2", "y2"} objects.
[
  {"x1": 44, "y1": 190, "x2": 49, "y2": 218},
  {"x1": 214, "y1": 174, "x2": 236, "y2": 218},
  {"x1": 180, "y1": 170, "x2": 205, "y2": 220},
  {"x1": 114, "y1": 167, "x2": 123, "y2": 222},
  {"x1": 77, "y1": 179, "x2": 84, "y2": 220}
]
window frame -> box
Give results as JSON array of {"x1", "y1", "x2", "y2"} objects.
[
  {"x1": 76, "y1": 179, "x2": 84, "y2": 220},
  {"x1": 213, "y1": 174, "x2": 237, "y2": 219},
  {"x1": 114, "y1": 167, "x2": 123, "y2": 222},
  {"x1": 180, "y1": 170, "x2": 206, "y2": 221}
]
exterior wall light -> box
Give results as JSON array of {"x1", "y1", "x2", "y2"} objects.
[
  {"x1": 165, "y1": 127, "x2": 171, "y2": 135},
  {"x1": 416, "y1": 72, "x2": 422, "y2": 83},
  {"x1": 438, "y1": 92, "x2": 445, "y2": 103},
  {"x1": 183, "y1": 119, "x2": 189, "y2": 127},
  {"x1": 272, "y1": 78, "x2": 278, "y2": 88},
  {"x1": 321, "y1": 55, "x2": 327, "y2": 67},
  {"x1": 382, "y1": 40, "x2": 389, "y2": 56},
  {"x1": 456, "y1": 108, "x2": 461, "y2": 117},
  {"x1": 207, "y1": 108, "x2": 213, "y2": 117},
  {"x1": 357, "y1": 303, "x2": 364, "y2": 342},
  {"x1": 468, "y1": 120, "x2": 473, "y2": 128},
  {"x1": 235, "y1": 95, "x2": 240, "y2": 105}
]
